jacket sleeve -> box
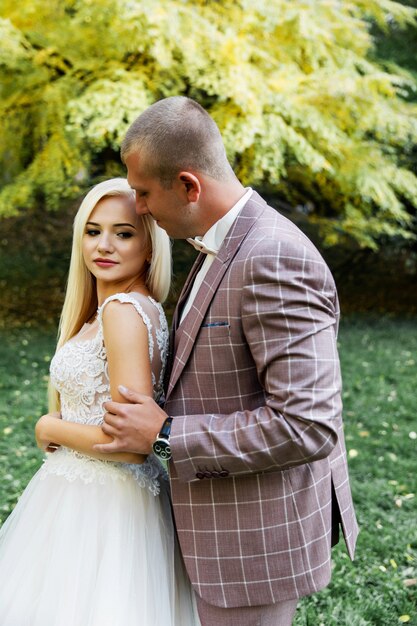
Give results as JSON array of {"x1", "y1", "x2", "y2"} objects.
[{"x1": 169, "y1": 238, "x2": 342, "y2": 482}]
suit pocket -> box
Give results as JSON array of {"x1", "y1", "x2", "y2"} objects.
[{"x1": 197, "y1": 323, "x2": 231, "y2": 345}]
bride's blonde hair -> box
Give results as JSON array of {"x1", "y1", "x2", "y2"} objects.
[{"x1": 48, "y1": 177, "x2": 171, "y2": 412}]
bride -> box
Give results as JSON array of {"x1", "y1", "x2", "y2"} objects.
[{"x1": 0, "y1": 178, "x2": 199, "y2": 625}]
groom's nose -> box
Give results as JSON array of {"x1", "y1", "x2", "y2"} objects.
[{"x1": 135, "y1": 193, "x2": 150, "y2": 215}]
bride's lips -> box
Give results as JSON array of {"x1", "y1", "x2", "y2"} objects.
[{"x1": 94, "y1": 258, "x2": 119, "y2": 267}]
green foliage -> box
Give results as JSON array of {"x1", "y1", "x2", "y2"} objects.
[
  {"x1": 373, "y1": 0, "x2": 417, "y2": 94},
  {"x1": 1, "y1": 318, "x2": 416, "y2": 623},
  {"x1": 0, "y1": 330, "x2": 53, "y2": 518},
  {"x1": 1, "y1": 0, "x2": 417, "y2": 247}
]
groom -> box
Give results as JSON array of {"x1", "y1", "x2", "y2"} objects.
[{"x1": 96, "y1": 96, "x2": 359, "y2": 625}]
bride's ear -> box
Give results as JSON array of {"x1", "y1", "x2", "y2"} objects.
[
  {"x1": 145, "y1": 247, "x2": 152, "y2": 265},
  {"x1": 177, "y1": 172, "x2": 201, "y2": 203}
]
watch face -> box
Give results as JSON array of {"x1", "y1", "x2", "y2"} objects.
[{"x1": 152, "y1": 439, "x2": 172, "y2": 461}]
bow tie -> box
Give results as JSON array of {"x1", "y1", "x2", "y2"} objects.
[{"x1": 186, "y1": 237, "x2": 218, "y2": 255}]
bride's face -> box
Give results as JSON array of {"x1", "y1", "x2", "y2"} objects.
[{"x1": 82, "y1": 195, "x2": 150, "y2": 288}]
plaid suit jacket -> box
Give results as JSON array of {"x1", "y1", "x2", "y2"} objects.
[{"x1": 165, "y1": 191, "x2": 359, "y2": 608}]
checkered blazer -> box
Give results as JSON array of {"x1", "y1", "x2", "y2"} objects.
[{"x1": 165, "y1": 191, "x2": 358, "y2": 608}]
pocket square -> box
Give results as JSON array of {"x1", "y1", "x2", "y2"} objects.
[{"x1": 201, "y1": 321, "x2": 230, "y2": 328}]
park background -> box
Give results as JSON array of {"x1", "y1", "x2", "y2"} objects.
[{"x1": 0, "y1": 1, "x2": 416, "y2": 624}]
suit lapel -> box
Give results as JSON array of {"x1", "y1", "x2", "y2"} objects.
[
  {"x1": 172, "y1": 253, "x2": 205, "y2": 331},
  {"x1": 164, "y1": 253, "x2": 205, "y2": 392},
  {"x1": 166, "y1": 192, "x2": 267, "y2": 399}
]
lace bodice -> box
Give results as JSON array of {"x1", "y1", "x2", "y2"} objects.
[
  {"x1": 50, "y1": 293, "x2": 168, "y2": 425},
  {"x1": 45, "y1": 293, "x2": 169, "y2": 494}
]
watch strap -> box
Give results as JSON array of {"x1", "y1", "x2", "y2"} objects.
[{"x1": 158, "y1": 416, "x2": 173, "y2": 440}]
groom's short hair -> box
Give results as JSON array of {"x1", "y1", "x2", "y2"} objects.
[{"x1": 121, "y1": 96, "x2": 234, "y2": 187}]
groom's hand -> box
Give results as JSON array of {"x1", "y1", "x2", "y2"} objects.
[{"x1": 93, "y1": 386, "x2": 167, "y2": 455}]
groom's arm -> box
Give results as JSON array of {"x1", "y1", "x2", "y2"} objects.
[{"x1": 169, "y1": 237, "x2": 341, "y2": 482}]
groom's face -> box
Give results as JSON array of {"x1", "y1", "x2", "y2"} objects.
[{"x1": 125, "y1": 151, "x2": 196, "y2": 239}]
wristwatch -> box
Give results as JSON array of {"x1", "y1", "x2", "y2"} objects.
[{"x1": 152, "y1": 416, "x2": 173, "y2": 461}]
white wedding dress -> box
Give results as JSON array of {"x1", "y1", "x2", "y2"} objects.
[{"x1": 0, "y1": 293, "x2": 199, "y2": 626}]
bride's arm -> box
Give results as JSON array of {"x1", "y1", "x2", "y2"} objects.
[
  {"x1": 35, "y1": 416, "x2": 145, "y2": 464},
  {"x1": 36, "y1": 300, "x2": 155, "y2": 465}
]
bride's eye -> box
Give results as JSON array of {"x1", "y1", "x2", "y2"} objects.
[
  {"x1": 117, "y1": 232, "x2": 133, "y2": 239},
  {"x1": 85, "y1": 229, "x2": 100, "y2": 236}
]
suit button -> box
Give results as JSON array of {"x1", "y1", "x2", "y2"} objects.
[
  {"x1": 196, "y1": 472, "x2": 205, "y2": 480},
  {"x1": 211, "y1": 471, "x2": 220, "y2": 478},
  {"x1": 204, "y1": 471, "x2": 212, "y2": 479},
  {"x1": 219, "y1": 469, "x2": 229, "y2": 478}
]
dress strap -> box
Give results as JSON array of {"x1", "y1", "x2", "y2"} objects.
[{"x1": 97, "y1": 293, "x2": 154, "y2": 362}]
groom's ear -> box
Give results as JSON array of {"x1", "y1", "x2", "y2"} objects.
[{"x1": 177, "y1": 172, "x2": 201, "y2": 202}]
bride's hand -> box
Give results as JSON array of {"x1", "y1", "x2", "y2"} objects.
[{"x1": 35, "y1": 413, "x2": 62, "y2": 452}]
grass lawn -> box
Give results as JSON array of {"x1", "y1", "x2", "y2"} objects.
[{"x1": 0, "y1": 317, "x2": 416, "y2": 625}]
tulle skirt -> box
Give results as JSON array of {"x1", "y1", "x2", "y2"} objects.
[{"x1": 0, "y1": 449, "x2": 199, "y2": 626}]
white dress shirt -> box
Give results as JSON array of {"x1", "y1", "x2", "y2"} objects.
[{"x1": 180, "y1": 188, "x2": 252, "y2": 323}]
